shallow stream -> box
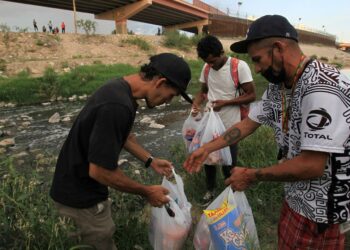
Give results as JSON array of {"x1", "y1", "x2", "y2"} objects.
[{"x1": 0, "y1": 101, "x2": 192, "y2": 164}]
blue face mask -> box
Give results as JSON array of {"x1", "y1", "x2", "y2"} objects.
[{"x1": 261, "y1": 47, "x2": 286, "y2": 84}]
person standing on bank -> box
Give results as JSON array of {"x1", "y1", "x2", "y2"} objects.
[
  {"x1": 184, "y1": 15, "x2": 350, "y2": 249},
  {"x1": 61, "y1": 21, "x2": 65, "y2": 34},
  {"x1": 192, "y1": 35, "x2": 256, "y2": 206},
  {"x1": 33, "y1": 19, "x2": 38, "y2": 32},
  {"x1": 48, "y1": 20, "x2": 53, "y2": 33},
  {"x1": 50, "y1": 53, "x2": 193, "y2": 250}
]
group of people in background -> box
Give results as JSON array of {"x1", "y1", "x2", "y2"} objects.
[{"x1": 33, "y1": 19, "x2": 65, "y2": 34}]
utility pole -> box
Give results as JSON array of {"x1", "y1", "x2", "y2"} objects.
[
  {"x1": 72, "y1": 0, "x2": 77, "y2": 33},
  {"x1": 237, "y1": 1, "x2": 242, "y2": 17}
]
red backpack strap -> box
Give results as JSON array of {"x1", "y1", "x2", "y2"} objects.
[
  {"x1": 203, "y1": 63, "x2": 210, "y2": 84},
  {"x1": 230, "y1": 57, "x2": 250, "y2": 120},
  {"x1": 230, "y1": 57, "x2": 239, "y2": 88}
]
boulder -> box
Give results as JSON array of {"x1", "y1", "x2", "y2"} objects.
[
  {"x1": 0, "y1": 138, "x2": 15, "y2": 147},
  {"x1": 48, "y1": 112, "x2": 60, "y2": 123}
]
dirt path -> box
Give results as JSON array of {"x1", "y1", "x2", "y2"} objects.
[{"x1": 1, "y1": 32, "x2": 349, "y2": 77}]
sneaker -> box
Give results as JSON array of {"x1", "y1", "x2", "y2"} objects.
[{"x1": 201, "y1": 191, "x2": 214, "y2": 207}]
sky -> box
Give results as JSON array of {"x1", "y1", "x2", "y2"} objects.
[{"x1": 0, "y1": 0, "x2": 349, "y2": 42}]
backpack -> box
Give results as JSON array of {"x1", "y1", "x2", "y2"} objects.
[{"x1": 204, "y1": 57, "x2": 249, "y2": 120}]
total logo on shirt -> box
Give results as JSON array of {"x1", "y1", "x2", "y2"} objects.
[
  {"x1": 306, "y1": 108, "x2": 332, "y2": 131},
  {"x1": 304, "y1": 108, "x2": 333, "y2": 140}
]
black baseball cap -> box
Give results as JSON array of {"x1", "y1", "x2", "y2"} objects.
[
  {"x1": 230, "y1": 15, "x2": 298, "y2": 53},
  {"x1": 149, "y1": 53, "x2": 192, "y2": 104}
]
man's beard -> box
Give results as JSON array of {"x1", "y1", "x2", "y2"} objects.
[
  {"x1": 261, "y1": 46, "x2": 286, "y2": 84},
  {"x1": 261, "y1": 65, "x2": 286, "y2": 84}
]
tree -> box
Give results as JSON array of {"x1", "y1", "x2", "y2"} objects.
[{"x1": 76, "y1": 19, "x2": 97, "y2": 35}]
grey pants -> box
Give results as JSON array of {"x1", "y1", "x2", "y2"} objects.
[{"x1": 54, "y1": 200, "x2": 117, "y2": 250}]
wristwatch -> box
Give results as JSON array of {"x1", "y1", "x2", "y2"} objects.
[{"x1": 145, "y1": 156, "x2": 153, "y2": 168}]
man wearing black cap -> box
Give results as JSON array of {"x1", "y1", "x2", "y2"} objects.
[
  {"x1": 50, "y1": 53, "x2": 193, "y2": 249},
  {"x1": 184, "y1": 15, "x2": 350, "y2": 248}
]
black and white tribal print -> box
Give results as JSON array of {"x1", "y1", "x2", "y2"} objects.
[{"x1": 249, "y1": 60, "x2": 350, "y2": 224}]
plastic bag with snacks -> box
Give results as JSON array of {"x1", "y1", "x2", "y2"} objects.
[
  {"x1": 194, "y1": 187, "x2": 259, "y2": 250},
  {"x1": 149, "y1": 169, "x2": 192, "y2": 250},
  {"x1": 182, "y1": 111, "x2": 202, "y2": 150},
  {"x1": 200, "y1": 108, "x2": 232, "y2": 165},
  {"x1": 188, "y1": 111, "x2": 210, "y2": 153}
]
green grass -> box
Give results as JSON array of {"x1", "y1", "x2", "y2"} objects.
[
  {"x1": 0, "y1": 126, "x2": 282, "y2": 249},
  {"x1": 0, "y1": 64, "x2": 138, "y2": 105},
  {"x1": 0, "y1": 59, "x2": 6, "y2": 72},
  {"x1": 121, "y1": 37, "x2": 152, "y2": 51},
  {"x1": 0, "y1": 157, "x2": 76, "y2": 249},
  {"x1": 0, "y1": 57, "x2": 268, "y2": 106},
  {"x1": 35, "y1": 39, "x2": 45, "y2": 46},
  {"x1": 2, "y1": 123, "x2": 349, "y2": 248},
  {"x1": 162, "y1": 30, "x2": 203, "y2": 52},
  {"x1": 0, "y1": 74, "x2": 42, "y2": 105},
  {"x1": 236, "y1": 126, "x2": 282, "y2": 248},
  {"x1": 186, "y1": 59, "x2": 205, "y2": 95}
]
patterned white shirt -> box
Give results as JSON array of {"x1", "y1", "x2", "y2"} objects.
[{"x1": 249, "y1": 60, "x2": 350, "y2": 224}]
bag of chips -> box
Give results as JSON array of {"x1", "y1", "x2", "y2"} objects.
[{"x1": 194, "y1": 187, "x2": 259, "y2": 250}]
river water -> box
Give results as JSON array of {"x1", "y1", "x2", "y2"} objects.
[
  {"x1": 0, "y1": 101, "x2": 192, "y2": 162},
  {"x1": 2, "y1": 68, "x2": 349, "y2": 163}
]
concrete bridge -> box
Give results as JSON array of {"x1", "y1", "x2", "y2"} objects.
[
  {"x1": 5, "y1": 0, "x2": 210, "y2": 34},
  {"x1": 5, "y1": 0, "x2": 337, "y2": 47}
]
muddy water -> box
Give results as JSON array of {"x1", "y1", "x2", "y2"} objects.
[{"x1": 0, "y1": 101, "x2": 191, "y2": 162}]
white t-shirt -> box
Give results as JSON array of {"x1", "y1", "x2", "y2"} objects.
[
  {"x1": 249, "y1": 60, "x2": 350, "y2": 224},
  {"x1": 199, "y1": 57, "x2": 253, "y2": 129}
]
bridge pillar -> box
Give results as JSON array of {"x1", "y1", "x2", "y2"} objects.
[
  {"x1": 197, "y1": 25, "x2": 203, "y2": 35},
  {"x1": 115, "y1": 19, "x2": 127, "y2": 34},
  {"x1": 95, "y1": 0, "x2": 152, "y2": 34},
  {"x1": 165, "y1": 19, "x2": 209, "y2": 35}
]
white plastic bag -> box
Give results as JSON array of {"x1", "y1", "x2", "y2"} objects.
[
  {"x1": 182, "y1": 112, "x2": 203, "y2": 150},
  {"x1": 189, "y1": 111, "x2": 210, "y2": 153},
  {"x1": 200, "y1": 109, "x2": 232, "y2": 165},
  {"x1": 194, "y1": 187, "x2": 260, "y2": 250},
  {"x1": 149, "y1": 169, "x2": 192, "y2": 250}
]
